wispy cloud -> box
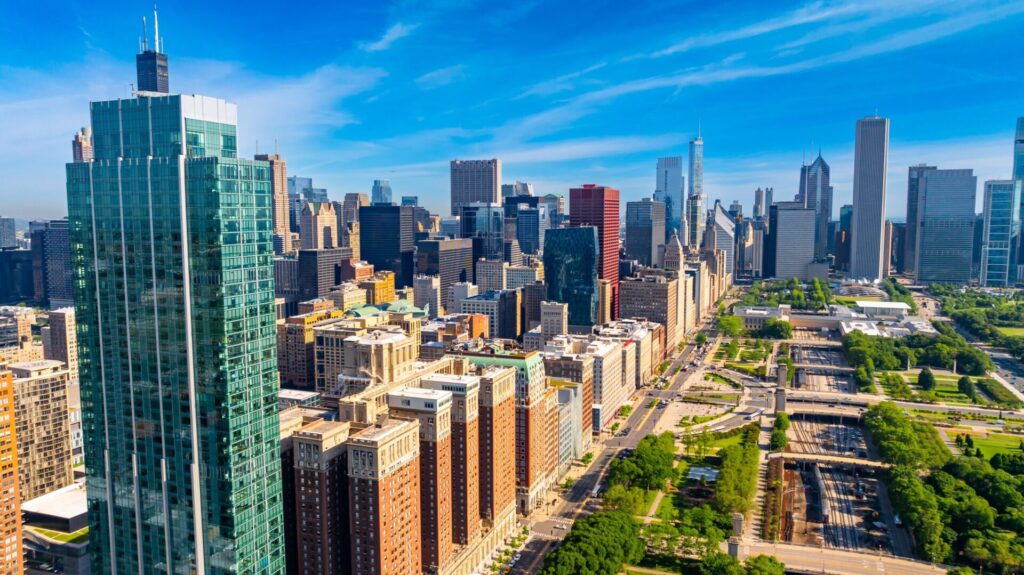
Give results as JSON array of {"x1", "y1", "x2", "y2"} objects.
[
  {"x1": 360, "y1": 22, "x2": 419, "y2": 52},
  {"x1": 416, "y1": 64, "x2": 465, "y2": 88},
  {"x1": 515, "y1": 62, "x2": 608, "y2": 99}
]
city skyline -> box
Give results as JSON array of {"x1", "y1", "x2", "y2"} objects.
[{"x1": 3, "y1": 1, "x2": 1024, "y2": 220}]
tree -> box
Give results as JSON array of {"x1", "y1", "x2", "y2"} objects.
[
  {"x1": 957, "y1": 376, "x2": 977, "y2": 401},
  {"x1": 769, "y1": 429, "x2": 788, "y2": 452},
  {"x1": 718, "y1": 315, "x2": 744, "y2": 337},
  {"x1": 603, "y1": 484, "x2": 647, "y2": 515},
  {"x1": 699, "y1": 552, "x2": 745, "y2": 575},
  {"x1": 754, "y1": 318, "x2": 792, "y2": 340},
  {"x1": 696, "y1": 333, "x2": 708, "y2": 346},
  {"x1": 746, "y1": 555, "x2": 786, "y2": 575},
  {"x1": 918, "y1": 368, "x2": 936, "y2": 391}
]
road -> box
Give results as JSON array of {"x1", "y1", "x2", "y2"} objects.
[{"x1": 735, "y1": 540, "x2": 947, "y2": 575}]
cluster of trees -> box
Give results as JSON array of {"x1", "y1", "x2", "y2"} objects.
[
  {"x1": 718, "y1": 315, "x2": 744, "y2": 337},
  {"x1": 769, "y1": 413, "x2": 789, "y2": 452},
  {"x1": 605, "y1": 432, "x2": 677, "y2": 514},
  {"x1": 697, "y1": 553, "x2": 786, "y2": 575},
  {"x1": 751, "y1": 318, "x2": 792, "y2": 340},
  {"x1": 862, "y1": 402, "x2": 951, "y2": 469},
  {"x1": 538, "y1": 511, "x2": 644, "y2": 575},
  {"x1": 933, "y1": 284, "x2": 1024, "y2": 363},
  {"x1": 881, "y1": 278, "x2": 918, "y2": 311},
  {"x1": 713, "y1": 424, "x2": 761, "y2": 513},
  {"x1": 739, "y1": 278, "x2": 832, "y2": 311},
  {"x1": 640, "y1": 505, "x2": 731, "y2": 563},
  {"x1": 842, "y1": 323, "x2": 992, "y2": 377}
]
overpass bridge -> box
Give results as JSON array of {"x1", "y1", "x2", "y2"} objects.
[
  {"x1": 768, "y1": 451, "x2": 890, "y2": 470},
  {"x1": 792, "y1": 363, "x2": 855, "y2": 373}
]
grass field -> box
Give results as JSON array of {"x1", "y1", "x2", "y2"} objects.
[
  {"x1": 971, "y1": 433, "x2": 1024, "y2": 458},
  {"x1": 26, "y1": 525, "x2": 89, "y2": 544},
  {"x1": 996, "y1": 326, "x2": 1024, "y2": 336}
]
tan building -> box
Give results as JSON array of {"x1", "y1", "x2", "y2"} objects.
[
  {"x1": 277, "y1": 308, "x2": 346, "y2": 390},
  {"x1": 10, "y1": 360, "x2": 73, "y2": 500},
  {"x1": 506, "y1": 261, "x2": 544, "y2": 290},
  {"x1": 475, "y1": 259, "x2": 507, "y2": 293},
  {"x1": 619, "y1": 271, "x2": 681, "y2": 350},
  {"x1": 388, "y1": 388, "x2": 454, "y2": 573},
  {"x1": 414, "y1": 275, "x2": 444, "y2": 318},
  {"x1": 359, "y1": 271, "x2": 396, "y2": 306},
  {"x1": 255, "y1": 153, "x2": 291, "y2": 253},
  {"x1": 327, "y1": 282, "x2": 367, "y2": 312},
  {"x1": 300, "y1": 201, "x2": 339, "y2": 249},
  {"x1": 450, "y1": 159, "x2": 501, "y2": 216},
  {"x1": 477, "y1": 366, "x2": 516, "y2": 526},
  {"x1": 597, "y1": 279, "x2": 613, "y2": 324},
  {"x1": 0, "y1": 307, "x2": 42, "y2": 364},
  {"x1": 0, "y1": 361, "x2": 22, "y2": 575},
  {"x1": 542, "y1": 352, "x2": 595, "y2": 445},
  {"x1": 42, "y1": 307, "x2": 78, "y2": 383},
  {"x1": 540, "y1": 301, "x2": 568, "y2": 342},
  {"x1": 422, "y1": 374, "x2": 480, "y2": 545},
  {"x1": 347, "y1": 416, "x2": 422, "y2": 575},
  {"x1": 342, "y1": 192, "x2": 369, "y2": 225}
]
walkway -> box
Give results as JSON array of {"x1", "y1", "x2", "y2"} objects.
[{"x1": 767, "y1": 451, "x2": 891, "y2": 470}]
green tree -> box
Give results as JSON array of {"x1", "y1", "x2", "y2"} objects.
[
  {"x1": 918, "y1": 368, "x2": 936, "y2": 391},
  {"x1": 718, "y1": 315, "x2": 744, "y2": 337},
  {"x1": 696, "y1": 332, "x2": 708, "y2": 346},
  {"x1": 699, "y1": 552, "x2": 745, "y2": 575},
  {"x1": 603, "y1": 484, "x2": 647, "y2": 515},
  {"x1": 745, "y1": 555, "x2": 786, "y2": 575},
  {"x1": 957, "y1": 375, "x2": 977, "y2": 401},
  {"x1": 769, "y1": 429, "x2": 788, "y2": 452}
]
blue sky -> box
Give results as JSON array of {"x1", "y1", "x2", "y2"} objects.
[{"x1": 2, "y1": 0, "x2": 1023, "y2": 220}]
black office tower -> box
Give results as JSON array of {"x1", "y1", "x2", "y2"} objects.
[
  {"x1": 136, "y1": 9, "x2": 169, "y2": 93},
  {"x1": 360, "y1": 204, "x2": 415, "y2": 287}
]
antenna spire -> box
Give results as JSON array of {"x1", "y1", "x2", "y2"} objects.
[
  {"x1": 153, "y1": 5, "x2": 160, "y2": 53},
  {"x1": 141, "y1": 16, "x2": 148, "y2": 51},
  {"x1": 697, "y1": 119, "x2": 702, "y2": 139}
]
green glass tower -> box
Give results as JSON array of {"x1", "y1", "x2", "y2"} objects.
[{"x1": 66, "y1": 93, "x2": 284, "y2": 573}]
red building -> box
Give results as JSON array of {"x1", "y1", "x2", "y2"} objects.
[{"x1": 569, "y1": 185, "x2": 620, "y2": 318}]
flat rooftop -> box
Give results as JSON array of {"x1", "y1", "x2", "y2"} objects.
[
  {"x1": 857, "y1": 301, "x2": 911, "y2": 310},
  {"x1": 22, "y1": 482, "x2": 87, "y2": 520}
]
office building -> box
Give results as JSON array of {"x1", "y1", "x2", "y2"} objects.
[
  {"x1": 981, "y1": 180, "x2": 1022, "y2": 287},
  {"x1": 850, "y1": 116, "x2": 890, "y2": 279},
  {"x1": 360, "y1": 204, "x2": 416, "y2": 287},
  {"x1": 72, "y1": 126, "x2": 93, "y2": 162},
  {"x1": 501, "y1": 181, "x2": 533, "y2": 198},
  {"x1": 765, "y1": 202, "x2": 816, "y2": 281},
  {"x1": 890, "y1": 221, "x2": 907, "y2": 274},
  {"x1": 460, "y1": 203, "x2": 504, "y2": 263},
  {"x1": 298, "y1": 247, "x2": 355, "y2": 300},
  {"x1": 654, "y1": 157, "x2": 685, "y2": 237},
  {"x1": 625, "y1": 199, "x2": 666, "y2": 266},
  {"x1": 506, "y1": 260, "x2": 543, "y2": 291},
  {"x1": 1015, "y1": 117, "x2": 1024, "y2": 181},
  {"x1": 447, "y1": 282, "x2": 478, "y2": 314},
  {"x1": 371, "y1": 179, "x2": 393, "y2": 205},
  {"x1": 42, "y1": 307, "x2": 78, "y2": 383},
  {"x1": 476, "y1": 259, "x2": 508, "y2": 292},
  {"x1": 29, "y1": 218, "x2": 73, "y2": 308},
  {"x1": 543, "y1": 226, "x2": 599, "y2": 328},
  {"x1": 709, "y1": 202, "x2": 736, "y2": 275},
  {"x1": 914, "y1": 169, "x2": 977, "y2": 284},
  {"x1": 619, "y1": 271, "x2": 684, "y2": 350},
  {"x1": 341, "y1": 193, "x2": 368, "y2": 225},
  {"x1": 687, "y1": 130, "x2": 705, "y2": 248},
  {"x1": 9, "y1": 360, "x2": 72, "y2": 501},
  {"x1": 347, "y1": 417, "x2": 422, "y2": 575},
  {"x1": 0, "y1": 362, "x2": 21, "y2": 575},
  {"x1": 0, "y1": 219, "x2": 15, "y2": 249},
  {"x1": 753, "y1": 187, "x2": 765, "y2": 219},
  {"x1": 358, "y1": 271, "x2": 397, "y2": 305},
  {"x1": 417, "y1": 237, "x2": 474, "y2": 299},
  {"x1": 451, "y1": 159, "x2": 501, "y2": 216},
  {"x1": 66, "y1": 87, "x2": 285, "y2": 571},
  {"x1": 903, "y1": 165, "x2": 937, "y2": 274},
  {"x1": 421, "y1": 375, "x2": 481, "y2": 546},
  {"x1": 569, "y1": 185, "x2": 620, "y2": 317},
  {"x1": 300, "y1": 201, "x2": 339, "y2": 249},
  {"x1": 414, "y1": 275, "x2": 444, "y2": 317},
  {"x1": 255, "y1": 153, "x2": 291, "y2": 254},
  {"x1": 278, "y1": 308, "x2": 346, "y2": 390},
  {"x1": 541, "y1": 301, "x2": 569, "y2": 342},
  {"x1": 515, "y1": 206, "x2": 548, "y2": 255},
  {"x1": 388, "y1": 388, "x2": 454, "y2": 572},
  {"x1": 800, "y1": 154, "x2": 834, "y2": 259},
  {"x1": 459, "y1": 290, "x2": 521, "y2": 340},
  {"x1": 135, "y1": 9, "x2": 169, "y2": 93}
]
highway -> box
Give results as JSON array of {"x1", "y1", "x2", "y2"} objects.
[{"x1": 735, "y1": 540, "x2": 947, "y2": 575}]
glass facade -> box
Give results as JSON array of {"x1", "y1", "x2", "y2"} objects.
[
  {"x1": 543, "y1": 227, "x2": 598, "y2": 327},
  {"x1": 981, "y1": 180, "x2": 1021, "y2": 287},
  {"x1": 914, "y1": 169, "x2": 977, "y2": 285},
  {"x1": 67, "y1": 94, "x2": 284, "y2": 574}
]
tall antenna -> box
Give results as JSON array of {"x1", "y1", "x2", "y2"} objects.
[
  {"x1": 255, "y1": 139, "x2": 260, "y2": 155},
  {"x1": 141, "y1": 16, "x2": 148, "y2": 51},
  {"x1": 275, "y1": 138, "x2": 279, "y2": 155},
  {"x1": 153, "y1": 5, "x2": 160, "y2": 53}
]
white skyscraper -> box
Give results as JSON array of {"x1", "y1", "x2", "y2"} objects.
[
  {"x1": 654, "y1": 156, "x2": 684, "y2": 239},
  {"x1": 687, "y1": 128, "x2": 705, "y2": 248},
  {"x1": 850, "y1": 116, "x2": 889, "y2": 280}
]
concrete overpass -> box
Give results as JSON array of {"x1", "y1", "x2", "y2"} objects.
[
  {"x1": 769, "y1": 451, "x2": 890, "y2": 470},
  {"x1": 734, "y1": 540, "x2": 946, "y2": 575},
  {"x1": 792, "y1": 363, "x2": 855, "y2": 373},
  {"x1": 787, "y1": 404, "x2": 865, "y2": 419}
]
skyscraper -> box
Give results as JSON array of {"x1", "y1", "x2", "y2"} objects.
[
  {"x1": 1014, "y1": 117, "x2": 1024, "y2": 181},
  {"x1": 625, "y1": 198, "x2": 666, "y2": 267},
  {"x1": 903, "y1": 164, "x2": 937, "y2": 275},
  {"x1": 0, "y1": 362, "x2": 20, "y2": 575},
  {"x1": 569, "y1": 185, "x2": 620, "y2": 318},
  {"x1": 72, "y1": 127, "x2": 93, "y2": 162},
  {"x1": 801, "y1": 154, "x2": 833, "y2": 259},
  {"x1": 342, "y1": 192, "x2": 369, "y2": 224},
  {"x1": 450, "y1": 159, "x2": 501, "y2": 216},
  {"x1": 67, "y1": 89, "x2": 285, "y2": 571},
  {"x1": 10, "y1": 360, "x2": 73, "y2": 501},
  {"x1": 460, "y1": 202, "x2": 505, "y2": 263},
  {"x1": 135, "y1": 9, "x2": 169, "y2": 93},
  {"x1": 300, "y1": 201, "x2": 339, "y2": 249},
  {"x1": 359, "y1": 204, "x2": 416, "y2": 287},
  {"x1": 255, "y1": 152, "x2": 291, "y2": 254},
  {"x1": 687, "y1": 129, "x2": 705, "y2": 248},
  {"x1": 708, "y1": 201, "x2": 736, "y2": 275},
  {"x1": 765, "y1": 202, "x2": 816, "y2": 280},
  {"x1": 543, "y1": 227, "x2": 599, "y2": 328},
  {"x1": 914, "y1": 169, "x2": 977, "y2": 284},
  {"x1": 654, "y1": 157, "x2": 684, "y2": 238},
  {"x1": 850, "y1": 116, "x2": 889, "y2": 279},
  {"x1": 980, "y1": 180, "x2": 1022, "y2": 287},
  {"x1": 416, "y1": 237, "x2": 474, "y2": 298},
  {"x1": 29, "y1": 218, "x2": 73, "y2": 308},
  {"x1": 753, "y1": 187, "x2": 765, "y2": 219},
  {"x1": 371, "y1": 179, "x2": 393, "y2": 205}
]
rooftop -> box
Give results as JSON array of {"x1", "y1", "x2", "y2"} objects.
[
  {"x1": 856, "y1": 301, "x2": 910, "y2": 310},
  {"x1": 22, "y1": 482, "x2": 87, "y2": 520}
]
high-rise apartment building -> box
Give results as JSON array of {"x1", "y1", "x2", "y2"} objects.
[
  {"x1": 0, "y1": 361, "x2": 21, "y2": 575},
  {"x1": 359, "y1": 204, "x2": 416, "y2": 287},
  {"x1": 800, "y1": 154, "x2": 833, "y2": 259},
  {"x1": 709, "y1": 202, "x2": 736, "y2": 275},
  {"x1": 654, "y1": 157, "x2": 684, "y2": 238},
  {"x1": 850, "y1": 116, "x2": 889, "y2": 279},
  {"x1": 42, "y1": 307, "x2": 78, "y2": 383},
  {"x1": 903, "y1": 164, "x2": 937, "y2": 274},
  {"x1": 475, "y1": 258, "x2": 508, "y2": 292},
  {"x1": 413, "y1": 275, "x2": 444, "y2": 318},
  {"x1": 476, "y1": 367, "x2": 517, "y2": 528},
  {"x1": 506, "y1": 261, "x2": 543, "y2": 291},
  {"x1": 256, "y1": 153, "x2": 292, "y2": 254},
  {"x1": 981, "y1": 180, "x2": 1022, "y2": 287},
  {"x1": 914, "y1": 169, "x2": 977, "y2": 284},
  {"x1": 687, "y1": 130, "x2": 705, "y2": 248},
  {"x1": 297, "y1": 247, "x2": 355, "y2": 300},
  {"x1": 278, "y1": 308, "x2": 346, "y2": 390},
  {"x1": 388, "y1": 387, "x2": 454, "y2": 573},
  {"x1": 347, "y1": 417, "x2": 422, "y2": 575},
  {"x1": 9, "y1": 360, "x2": 73, "y2": 501},
  {"x1": 625, "y1": 199, "x2": 666, "y2": 266},
  {"x1": 543, "y1": 226, "x2": 599, "y2": 328},
  {"x1": 67, "y1": 88, "x2": 285, "y2": 571},
  {"x1": 451, "y1": 159, "x2": 501, "y2": 216},
  {"x1": 569, "y1": 185, "x2": 620, "y2": 317},
  {"x1": 72, "y1": 127, "x2": 93, "y2": 162}
]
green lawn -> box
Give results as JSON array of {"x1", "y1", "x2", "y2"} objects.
[
  {"x1": 972, "y1": 433, "x2": 1024, "y2": 458},
  {"x1": 26, "y1": 526, "x2": 89, "y2": 544},
  {"x1": 706, "y1": 433, "x2": 744, "y2": 452},
  {"x1": 996, "y1": 326, "x2": 1024, "y2": 336}
]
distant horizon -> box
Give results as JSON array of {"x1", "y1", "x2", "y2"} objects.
[{"x1": 2, "y1": 1, "x2": 1022, "y2": 221}]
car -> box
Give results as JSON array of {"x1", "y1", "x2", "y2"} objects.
[
  {"x1": 514, "y1": 553, "x2": 522, "y2": 561},
  {"x1": 554, "y1": 524, "x2": 567, "y2": 530}
]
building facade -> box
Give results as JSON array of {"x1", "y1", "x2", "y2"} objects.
[
  {"x1": 850, "y1": 116, "x2": 890, "y2": 279},
  {"x1": 980, "y1": 180, "x2": 1021, "y2": 287},
  {"x1": 625, "y1": 198, "x2": 666, "y2": 266},
  {"x1": 914, "y1": 169, "x2": 977, "y2": 284},
  {"x1": 569, "y1": 185, "x2": 620, "y2": 317},
  {"x1": 451, "y1": 159, "x2": 501, "y2": 216},
  {"x1": 654, "y1": 156, "x2": 684, "y2": 238},
  {"x1": 543, "y1": 226, "x2": 599, "y2": 328},
  {"x1": 359, "y1": 204, "x2": 416, "y2": 288}
]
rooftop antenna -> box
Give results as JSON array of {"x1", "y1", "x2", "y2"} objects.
[
  {"x1": 153, "y1": 5, "x2": 160, "y2": 53},
  {"x1": 697, "y1": 119, "x2": 702, "y2": 140},
  {"x1": 141, "y1": 17, "x2": 148, "y2": 51},
  {"x1": 275, "y1": 138, "x2": 279, "y2": 155},
  {"x1": 255, "y1": 139, "x2": 260, "y2": 155}
]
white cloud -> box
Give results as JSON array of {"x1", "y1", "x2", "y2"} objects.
[
  {"x1": 360, "y1": 22, "x2": 419, "y2": 52},
  {"x1": 415, "y1": 65, "x2": 465, "y2": 88},
  {"x1": 515, "y1": 62, "x2": 608, "y2": 99}
]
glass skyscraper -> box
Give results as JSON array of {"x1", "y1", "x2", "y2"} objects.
[
  {"x1": 542, "y1": 226, "x2": 598, "y2": 327},
  {"x1": 1014, "y1": 117, "x2": 1024, "y2": 181},
  {"x1": 913, "y1": 168, "x2": 977, "y2": 285},
  {"x1": 687, "y1": 132, "x2": 704, "y2": 248},
  {"x1": 67, "y1": 94, "x2": 285, "y2": 573},
  {"x1": 980, "y1": 180, "x2": 1021, "y2": 287}
]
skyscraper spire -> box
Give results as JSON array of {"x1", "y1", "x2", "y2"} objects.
[
  {"x1": 153, "y1": 5, "x2": 160, "y2": 53},
  {"x1": 136, "y1": 7, "x2": 169, "y2": 93}
]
